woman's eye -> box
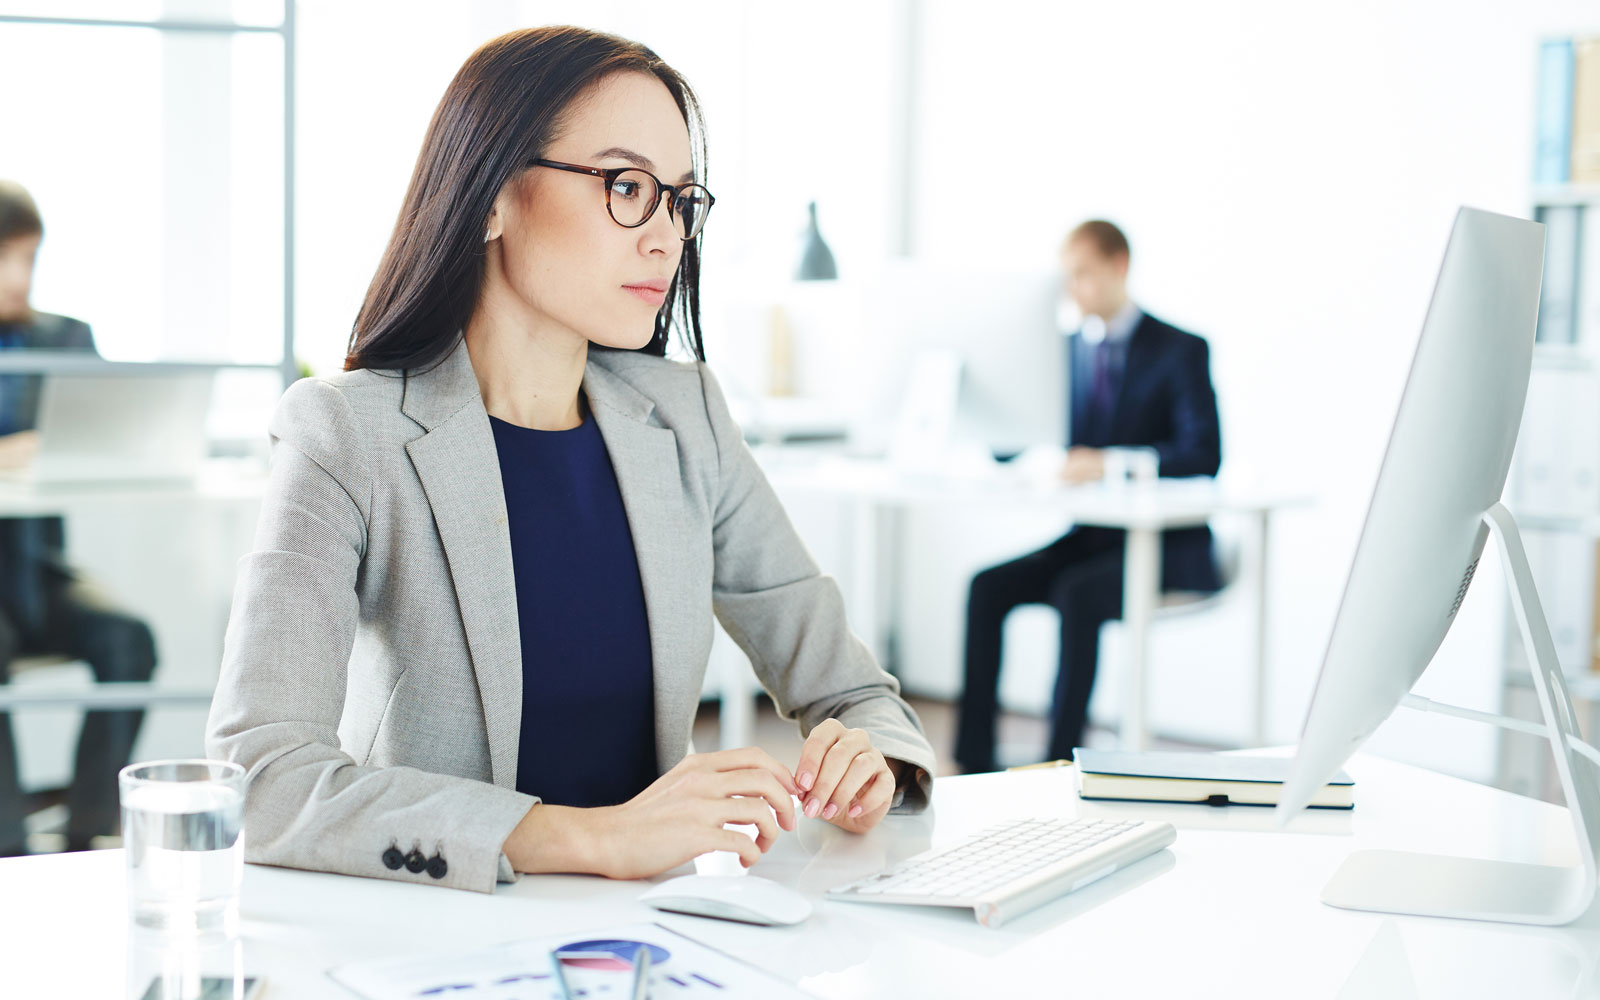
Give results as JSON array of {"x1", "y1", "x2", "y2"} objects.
[{"x1": 613, "y1": 180, "x2": 641, "y2": 199}]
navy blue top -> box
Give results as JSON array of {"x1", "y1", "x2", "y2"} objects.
[{"x1": 491, "y1": 401, "x2": 658, "y2": 808}]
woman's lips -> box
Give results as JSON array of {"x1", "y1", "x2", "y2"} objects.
[{"x1": 623, "y1": 284, "x2": 668, "y2": 306}]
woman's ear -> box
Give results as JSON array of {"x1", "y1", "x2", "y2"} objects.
[{"x1": 483, "y1": 206, "x2": 501, "y2": 244}]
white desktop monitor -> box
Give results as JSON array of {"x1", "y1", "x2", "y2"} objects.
[
  {"x1": 31, "y1": 369, "x2": 214, "y2": 484},
  {"x1": 859, "y1": 264, "x2": 1064, "y2": 457},
  {"x1": 1274, "y1": 206, "x2": 1600, "y2": 925}
]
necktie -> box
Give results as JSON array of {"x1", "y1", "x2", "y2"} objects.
[{"x1": 1088, "y1": 339, "x2": 1115, "y2": 442}]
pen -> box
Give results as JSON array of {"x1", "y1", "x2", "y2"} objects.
[
  {"x1": 631, "y1": 944, "x2": 652, "y2": 1000},
  {"x1": 548, "y1": 948, "x2": 575, "y2": 1000},
  {"x1": 549, "y1": 947, "x2": 652, "y2": 1000}
]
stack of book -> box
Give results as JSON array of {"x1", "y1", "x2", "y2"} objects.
[
  {"x1": 1073, "y1": 749, "x2": 1355, "y2": 809},
  {"x1": 1537, "y1": 38, "x2": 1600, "y2": 187}
]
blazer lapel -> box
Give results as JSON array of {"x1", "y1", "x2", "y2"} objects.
[
  {"x1": 401, "y1": 340, "x2": 523, "y2": 790},
  {"x1": 1109, "y1": 315, "x2": 1157, "y2": 440},
  {"x1": 582, "y1": 359, "x2": 697, "y2": 773},
  {"x1": 1067, "y1": 332, "x2": 1091, "y2": 446}
]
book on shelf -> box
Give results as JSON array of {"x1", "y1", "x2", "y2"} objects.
[
  {"x1": 1575, "y1": 39, "x2": 1600, "y2": 184},
  {"x1": 1536, "y1": 204, "x2": 1583, "y2": 345},
  {"x1": 1072, "y1": 749, "x2": 1355, "y2": 809},
  {"x1": 1579, "y1": 200, "x2": 1600, "y2": 347},
  {"x1": 1539, "y1": 38, "x2": 1576, "y2": 185},
  {"x1": 1591, "y1": 539, "x2": 1600, "y2": 675}
]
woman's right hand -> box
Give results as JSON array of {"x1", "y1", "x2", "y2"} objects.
[
  {"x1": 505, "y1": 747, "x2": 800, "y2": 880},
  {"x1": 590, "y1": 747, "x2": 800, "y2": 879}
]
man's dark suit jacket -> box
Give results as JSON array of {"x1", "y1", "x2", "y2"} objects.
[
  {"x1": 0, "y1": 312, "x2": 94, "y2": 431},
  {"x1": 0, "y1": 312, "x2": 96, "y2": 633},
  {"x1": 1067, "y1": 311, "x2": 1222, "y2": 592}
]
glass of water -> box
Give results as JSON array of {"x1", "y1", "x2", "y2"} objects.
[
  {"x1": 1102, "y1": 446, "x2": 1160, "y2": 489},
  {"x1": 119, "y1": 759, "x2": 247, "y2": 935}
]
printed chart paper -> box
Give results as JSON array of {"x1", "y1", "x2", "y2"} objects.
[{"x1": 328, "y1": 922, "x2": 813, "y2": 999}]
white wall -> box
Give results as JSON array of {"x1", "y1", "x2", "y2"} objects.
[
  {"x1": 0, "y1": 16, "x2": 283, "y2": 364},
  {"x1": 292, "y1": 0, "x2": 905, "y2": 375},
  {"x1": 288, "y1": 1, "x2": 1600, "y2": 783},
  {"x1": 895, "y1": 0, "x2": 1600, "y2": 781},
  {"x1": 25, "y1": 2, "x2": 1586, "y2": 787}
]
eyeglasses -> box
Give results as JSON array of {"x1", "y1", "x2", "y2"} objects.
[{"x1": 531, "y1": 159, "x2": 715, "y2": 241}]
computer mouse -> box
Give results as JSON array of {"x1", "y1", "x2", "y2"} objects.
[{"x1": 638, "y1": 875, "x2": 812, "y2": 926}]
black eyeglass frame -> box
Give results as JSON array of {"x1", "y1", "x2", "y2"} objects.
[{"x1": 530, "y1": 158, "x2": 715, "y2": 240}]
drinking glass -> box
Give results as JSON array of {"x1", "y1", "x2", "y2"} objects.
[{"x1": 119, "y1": 759, "x2": 246, "y2": 934}]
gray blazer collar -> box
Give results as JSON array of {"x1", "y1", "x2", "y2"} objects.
[
  {"x1": 398, "y1": 336, "x2": 688, "y2": 789},
  {"x1": 400, "y1": 337, "x2": 658, "y2": 432}
]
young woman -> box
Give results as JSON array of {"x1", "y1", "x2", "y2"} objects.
[{"x1": 205, "y1": 26, "x2": 935, "y2": 893}]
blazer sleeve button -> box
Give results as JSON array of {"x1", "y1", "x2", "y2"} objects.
[
  {"x1": 382, "y1": 846, "x2": 405, "y2": 871},
  {"x1": 404, "y1": 848, "x2": 427, "y2": 874},
  {"x1": 426, "y1": 854, "x2": 448, "y2": 880}
]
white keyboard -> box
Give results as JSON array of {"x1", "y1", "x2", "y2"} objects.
[{"x1": 827, "y1": 816, "x2": 1176, "y2": 928}]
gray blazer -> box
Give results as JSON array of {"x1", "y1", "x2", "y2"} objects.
[{"x1": 205, "y1": 338, "x2": 936, "y2": 893}]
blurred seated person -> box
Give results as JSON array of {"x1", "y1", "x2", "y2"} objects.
[
  {"x1": 955, "y1": 220, "x2": 1221, "y2": 773},
  {"x1": 0, "y1": 179, "x2": 157, "y2": 855}
]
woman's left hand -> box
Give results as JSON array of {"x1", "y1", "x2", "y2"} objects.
[{"x1": 794, "y1": 719, "x2": 900, "y2": 834}]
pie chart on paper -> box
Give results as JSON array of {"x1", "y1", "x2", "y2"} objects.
[{"x1": 555, "y1": 937, "x2": 672, "y2": 971}]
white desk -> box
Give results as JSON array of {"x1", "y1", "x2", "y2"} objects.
[
  {"x1": 0, "y1": 463, "x2": 265, "y2": 713},
  {"x1": 2, "y1": 754, "x2": 1594, "y2": 999},
  {"x1": 0, "y1": 460, "x2": 266, "y2": 518},
  {"x1": 759, "y1": 453, "x2": 1302, "y2": 749}
]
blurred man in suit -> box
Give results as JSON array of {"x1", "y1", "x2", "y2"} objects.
[
  {"x1": 955, "y1": 220, "x2": 1222, "y2": 773},
  {"x1": 0, "y1": 179, "x2": 157, "y2": 855}
]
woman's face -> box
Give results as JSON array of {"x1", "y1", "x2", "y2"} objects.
[{"x1": 490, "y1": 71, "x2": 693, "y2": 351}]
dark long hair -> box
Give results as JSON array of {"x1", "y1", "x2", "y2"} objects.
[{"x1": 345, "y1": 26, "x2": 707, "y2": 372}]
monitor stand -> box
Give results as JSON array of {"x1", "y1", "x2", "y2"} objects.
[{"x1": 1320, "y1": 502, "x2": 1600, "y2": 925}]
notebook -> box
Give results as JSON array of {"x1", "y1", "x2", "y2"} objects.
[{"x1": 1073, "y1": 749, "x2": 1355, "y2": 809}]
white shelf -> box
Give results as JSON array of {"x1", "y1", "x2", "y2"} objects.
[
  {"x1": 1531, "y1": 343, "x2": 1598, "y2": 366},
  {"x1": 1506, "y1": 665, "x2": 1600, "y2": 702},
  {"x1": 1532, "y1": 184, "x2": 1600, "y2": 207},
  {"x1": 1513, "y1": 511, "x2": 1600, "y2": 537}
]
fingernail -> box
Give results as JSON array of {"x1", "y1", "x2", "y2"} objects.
[
  {"x1": 849, "y1": 804, "x2": 863, "y2": 818},
  {"x1": 804, "y1": 797, "x2": 820, "y2": 818},
  {"x1": 799, "y1": 772, "x2": 814, "y2": 791},
  {"x1": 822, "y1": 803, "x2": 838, "y2": 820}
]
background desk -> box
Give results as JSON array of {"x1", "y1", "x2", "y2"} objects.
[
  {"x1": 756, "y1": 453, "x2": 1303, "y2": 750},
  {"x1": 2, "y1": 753, "x2": 1592, "y2": 999},
  {"x1": 0, "y1": 461, "x2": 265, "y2": 518},
  {"x1": 0, "y1": 464, "x2": 264, "y2": 784}
]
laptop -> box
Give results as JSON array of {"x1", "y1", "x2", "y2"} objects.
[{"x1": 1, "y1": 371, "x2": 214, "y2": 485}]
